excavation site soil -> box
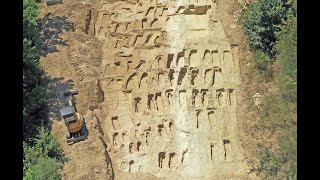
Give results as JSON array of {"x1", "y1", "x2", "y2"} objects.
[{"x1": 39, "y1": 0, "x2": 258, "y2": 179}]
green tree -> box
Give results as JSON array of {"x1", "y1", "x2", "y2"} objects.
[
  {"x1": 24, "y1": 156, "x2": 62, "y2": 180},
  {"x1": 23, "y1": 0, "x2": 39, "y2": 42},
  {"x1": 34, "y1": 127, "x2": 63, "y2": 160},
  {"x1": 23, "y1": 127, "x2": 63, "y2": 179},
  {"x1": 23, "y1": 0, "x2": 63, "y2": 179},
  {"x1": 23, "y1": 83, "x2": 51, "y2": 140},
  {"x1": 23, "y1": 0, "x2": 51, "y2": 141},
  {"x1": 241, "y1": 0, "x2": 288, "y2": 56}
]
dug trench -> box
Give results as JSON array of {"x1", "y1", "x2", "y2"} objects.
[
  {"x1": 93, "y1": 113, "x2": 114, "y2": 178},
  {"x1": 40, "y1": 0, "x2": 258, "y2": 179}
]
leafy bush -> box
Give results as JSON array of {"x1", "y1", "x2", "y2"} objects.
[
  {"x1": 275, "y1": 17, "x2": 297, "y2": 102},
  {"x1": 23, "y1": 1, "x2": 63, "y2": 179},
  {"x1": 24, "y1": 156, "x2": 62, "y2": 180},
  {"x1": 278, "y1": 128, "x2": 297, "y2": 179},
  {"x1": 258, "y1": 19, "x2": 297, "y2": 173},
  {"x1": 260, "y1": 94, "x2": 295, "y2": 129},
  {"x1": 35, "y1": 127, "x2": 63, "y2": 160},
  {"x1": 23, "y1": 0, "x2": 52, "y2": 142},
  {"x1": 241, "y1": 0, "x2": 288, "y2": 56},
  {"x1": 252, "y1": 50, "x2": 274, "y2": 78},
  {"x1": 23, "y1": 127, "x2": 63, "y2": 179},
  {"x1": 23, "y1": 39, "x2": 41, "y2": 91},
  {"x1": 23, "y1": 85, "x2": 51, "y2": 140},
  {"x1": 258, "y1": 128, "x2": 296, "y2": 180},
  {"x1": 23, "y1": 0, "x2": 39, "y2": 42},
  {"x1": 24, "y1": 142, "x2": 42, "y2": 172},
  {"x1": 253, "y1": 50, "x2": 271, "y2": 71},
  {"x1": 259, "y1": 146, "x2": 282, "y2": 178}
]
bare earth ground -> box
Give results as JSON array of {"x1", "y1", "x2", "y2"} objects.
[{"x1": 38, "y1": 0, "x2": 271, "y2": 179}]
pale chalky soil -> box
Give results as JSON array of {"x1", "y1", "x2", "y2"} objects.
[{"x1": 93, "y1": 0, "x2": 249, "y2": 179}]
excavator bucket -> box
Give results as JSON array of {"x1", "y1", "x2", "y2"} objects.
[
  {"x1": 46, "y1": 0, "x2": 63, "y2": 6},
  {"x1": 64, "y1": 89, "x2": 78, "y2": 96}
]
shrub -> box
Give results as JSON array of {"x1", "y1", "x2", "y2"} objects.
[
  {"x1": 24, "y1": 156, "x2": 62, "y2": 180},
  {"x1": 23, "y1": 142, "x2": 42, "y2": 173},
  {"x1": 23, "y1": 127, "x2": 63, "y2": 179},
  {"x1": 23, "y1": 0, "x2": 39, "y2": 42},
  {"x1": 241, "y1": 0, "x2": 288, "y2": 56},
  {"x1": 252, "y1": 50, "x2": 274, "y2": 78},
  {"x1": 23, "y1": 0, "x2": 64, "y2": 179},
  {"x1": 260, "y1": 94, "x2": 295, "y2": 129},
  {"x1": 23, "y1": 85, "x2": 51, "y2": 140},
  {"x1": 278, "y1": 128, "x2": 297, "y2": 179},
  {"x1": 253, "y1": 50, "x2": 271, "y2": 71},
  {"x1": 275, "y1": 17, "x2": 297, "y2": 102},
  {"x1": 258, "y1": 128, "x2": 296, "y2": 180},
  {"x1": 35, "y1": 127, "x2": 63, "y2": 160},
  {"x1": 259, "y1": 146, "x2": 282, "y2": 178},
  {"x1": 23, "y1": 0, "x2": 51, "y2": 141}
]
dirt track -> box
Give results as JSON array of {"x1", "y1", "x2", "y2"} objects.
[{"x1": 40, "y1": 0, "x2": 260, "y2": 179}]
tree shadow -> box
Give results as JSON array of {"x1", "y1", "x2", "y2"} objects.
[
  {"x1": 38, "y1": 13, "x2": 75, "y2": 57},
  {"x1": 45, "y1": 77, "x2": 75, "y2": 125}
]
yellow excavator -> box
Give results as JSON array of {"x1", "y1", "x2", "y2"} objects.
[{"x1": 59, "y1": 90, "x2": 88, "y2": 144}]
